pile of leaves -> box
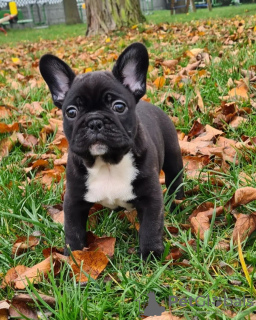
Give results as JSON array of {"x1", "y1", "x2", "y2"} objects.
[{"x1": 1, "y1": 13, "x2": 256, "y2": 319}]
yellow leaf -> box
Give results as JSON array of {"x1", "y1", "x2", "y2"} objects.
[
  {"x1": 254, "y1": 26, "x2": 256, "y2": 32},
  {"x1": 105, "y1": 38, "x2": 111, "y2": 43},
  {"x1": 153, "y1": 76, "x2": 166, "y2": 89},
  {"x1": 237, "y1": 234, "x2": 256, "y2": 294},
  {"x1": 85, "y1": 67, "x2": 92, "y2": 73},
  {"x1": 11, "y1": 57, "x2": 20, "y2": 64},
  {"x1": 131, "y1": 24, "x2": 138, "y2": 29}
]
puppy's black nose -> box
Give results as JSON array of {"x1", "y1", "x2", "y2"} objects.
[{"x1": 88, "y1": 119, "x2": 104, "y2": 132}]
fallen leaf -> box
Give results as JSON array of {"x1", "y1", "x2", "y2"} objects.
[
  {"x1": 195, "y1": 88, "x2": 205, "y2": 113},
  {"x1": 84, "y1": 232, "x2": 116, "y2": 258},
  {"x1": 228, "y1": 83, "x2": 249, "y2": 100},
  {"x1": 232, "y1": 213, "x2": 256, "y2": 244},
  {"x1": 166, "y1": 239, "x2": 195, "y2": 261},
  {"x1": 161, "y1": 59, "x2": 179, "y2": 69},
  {"x1": 12, "y1": 235, "x2": 39, "y2": 255},
  {"x1": 11, "y1": 293, "x2": 55, "y2": 306},
  {"x1": 45, "y1": 204, "x2": 64, "y2": 224},
  {"x1": 23, "y1": 102, "x2": 44, "y2": 116},
  {"x1": 0, "y1": 106, "x2": 12, "y2": 119},
  {"x1": 0, "y1": 122, "x2": 19, "y2": 133},
  {"x1": 0, "y1": 301, "x2": 9, "y2": 320},
  {"x1": 144, "y1": 310, "x2": 184, "y2": 319},
  {"x1": 225, "y1": 187, "x2": 256, "y2": 210},
  {"x1": 13, "y1": 256, "x2": 53, "y2": 289},
  {"x1": 154, "y1": 76, "x2": 166, "y2": 89},
  {"x1": 0, "y1": 132, "x2": 18, "y2": 160},
  {"x1": 69, "y1": 250, "x2": 109, "y2": 282},
  {"x1": 17, "y1": 133, "x2": 38, "y2": 149},
  {"x1": 1, "y1": 265, "x2": 29, "y2": 289},
  {"x1": 9, "y1": 299, "x2": 38, "y2": 319}
]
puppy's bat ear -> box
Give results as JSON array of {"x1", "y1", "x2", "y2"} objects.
[
  {"x1": 39, "y1": 54, "x2": 75, "y2": 108},
  {"x1": 112, "y1": 43, "x2": 149, "y2": 103}
]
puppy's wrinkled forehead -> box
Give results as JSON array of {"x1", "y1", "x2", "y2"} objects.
[{"x1": 64, "y1": 71, "x2": 133, "y2": 106}]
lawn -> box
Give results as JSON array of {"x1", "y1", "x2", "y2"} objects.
[{"x1": 1, "y1": 5, "x2": 256, "y2": 320}]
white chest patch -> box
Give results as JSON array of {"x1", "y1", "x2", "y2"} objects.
[{"x1": 84, "y1": 152, "x2": 138, "y2": 210}]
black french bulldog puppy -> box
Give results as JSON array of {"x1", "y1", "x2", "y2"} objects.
[{"x1": 39, "y1": 43, "x2": 183, "y2": 260}]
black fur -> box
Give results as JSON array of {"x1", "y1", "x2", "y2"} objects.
[{"x1": 39, "y1": 43, "x2": 184, "y2": 260}]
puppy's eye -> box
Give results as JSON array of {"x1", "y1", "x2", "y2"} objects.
[
  {"x1": 112, "y1": 101, "x2": 126, "y2": 113},
  {"x1": 66, "y1": 106, "x2": 78, "y2": 119}
]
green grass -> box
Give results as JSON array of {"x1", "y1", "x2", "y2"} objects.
[
  {"x1": 147, "y1": 4, "x2": 256, "y2": 24},
  {"x1": 1, "y1": 4, "x2": 256, "y2": 45},
  {"x1": 1, "y1": 6, "x2": 256, "y2": 320}
]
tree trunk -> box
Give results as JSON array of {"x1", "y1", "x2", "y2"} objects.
[
  {"x1": 206, "y1": 0, "x2": 212, "y2": 11},
  {"x1": 185, "y1": 0, "x2": 190, "y2": 13},
  {"x1": 191, "y1": 0, "x2": 197, "y2": 12},
  {"x1": 63, "y1": 0, "x2": 82, "y2": 25},
  {"x1": 85, "y1": 0, "x2": 145, "y2": 36}
]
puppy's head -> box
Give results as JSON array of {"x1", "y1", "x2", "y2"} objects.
[{"x1": 39, "y1": 43, "x2": 149, "y2": 165}]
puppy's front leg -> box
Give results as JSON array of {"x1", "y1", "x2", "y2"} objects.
[
  {"x1": 135, "y1": 190, "x2": 164, "y2": 260},
  {"x1": 64, "y1": 194, "x2": 93, "y2": 255}
]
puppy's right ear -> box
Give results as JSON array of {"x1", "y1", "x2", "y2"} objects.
[{"x1": 39, "y1": 54, "x2": 75, "y2": 108}]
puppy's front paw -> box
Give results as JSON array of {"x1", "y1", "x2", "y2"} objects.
[{"x1": 139, "y1": 243, "x2": 164, "y2": 260}]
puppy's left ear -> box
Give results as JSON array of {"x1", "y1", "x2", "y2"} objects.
[{"x1": 112, "y1": 42, "x2": 149, "y2": 103}]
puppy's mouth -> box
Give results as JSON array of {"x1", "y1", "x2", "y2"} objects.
[{"x1": 89, "y1": 143, "x2": 109, "y2": 156}]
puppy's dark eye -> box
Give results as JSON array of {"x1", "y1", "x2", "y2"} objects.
[
  {"x1": 66, "y1": 106, "x2": 78, "y2": 119},
  {"x1": 112, "y1": 101, "x2": 126, "y2": 113}
]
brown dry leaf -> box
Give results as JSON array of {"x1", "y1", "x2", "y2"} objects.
[
  {"x1": 195, "y1": 88, "x2": 205, "y2": 113},
  {"x1": 9, "y1": 299, "x2": 38, "y2": 320},
  {"x1": 13, "y1": 256, "x2": 53, "y2": 289},
  {"x1": 189, "y1": 204, "x2": 224, "y2": 239},
  {"x1": 232, "y1": 212, "x2": 256, "y2": 244},
  {"x1": 17, "y1": 133, "x2": 38, "y2": 149},
  {"x1": 225, "y1": 187, "x2": 256, "y2": 210},
  {"x1": 159, "y1": 170, "x2": 165, "y2": 184},
  {"x1": 54, "y1": 152, "x2": 68, "y2": 166},
  {"x1": 23, "y1": 102, "x2": 44, "y2": 116},
  {"x1": 38, "y1": 165, "x2": 66, "y2": 187},
  {"x1": 45, "y1": 204, "x2": 64, "y2": 224},
  {"x1": 69, "y1": 250, "x2": 109, "y2": 282},
  {"x1": 215, "y1": 241, "x2": 230, "y2": 251},
  {"x1": 0, "y1": 132, "x2": 18, "y2": 160},
  {"x1": 187, "y1": 120, "x2": 205, "y2": 141},
  {"x1": 166, "y1": 239, "x2": 195, "y2": 261},
  {"x1": 12, "y1": 235, "x2": 39, "y2": 255},
  {"x1": 0, "y1": 106, "x2": 12, "y2": 119},
  {"x1": 50, "y1": 136, "x2": 68, "y2": 152},
  {"x1": 183, "y1": 155, "x2": 210, "y2": 178},
  {"x1": 0, "y1": 300, "x2": 9, "y2": 320},
  {"x1": 0, "y1": 122, "x2": 19, "y2": 133},
  {"x1": 48, "y1": 118, "x2": 64, "y2": 134},
  {"x1": 124, "y1": 209, "x2": 137, "y2": 224},
  {"x1": 178, "y1": 60, "x2": 201, "y2": 76},
  {"x1": 85, "y1": 232, "x2": 116, "y2": 258},
  {"x1": 167, "y1": 226, "x2": 179, "y2": 234},
  {"x1": 32, "y1": 159, "x2": 50, "y2": 170},
  {"x1": 161, "y1": 59, "x2": 179, "y2": 69},
  {"x1": 229, "y1": 116, "x2": 247, "y2": 129},
  {"x1": 228, "y1": 83, "x2": 249, "y2": 100},
  {"x1": 190, "y1": 212, "x2": 210, "y2": 239},
  {"x1": 154, "y1": 76, "x2": 166, "y2": 89},
  {"x1": 1, "y1": 265, "x2": 29, "y2": 289},
  {"x1": 144, "y1": 310, "x2": 184, "y2": 319},
  {"x1": 186, "y1": 48, "x2": 204, "y2": 58},
  {"x1": 42, "y1": 247, "x2": 64, "y2": 259}
]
